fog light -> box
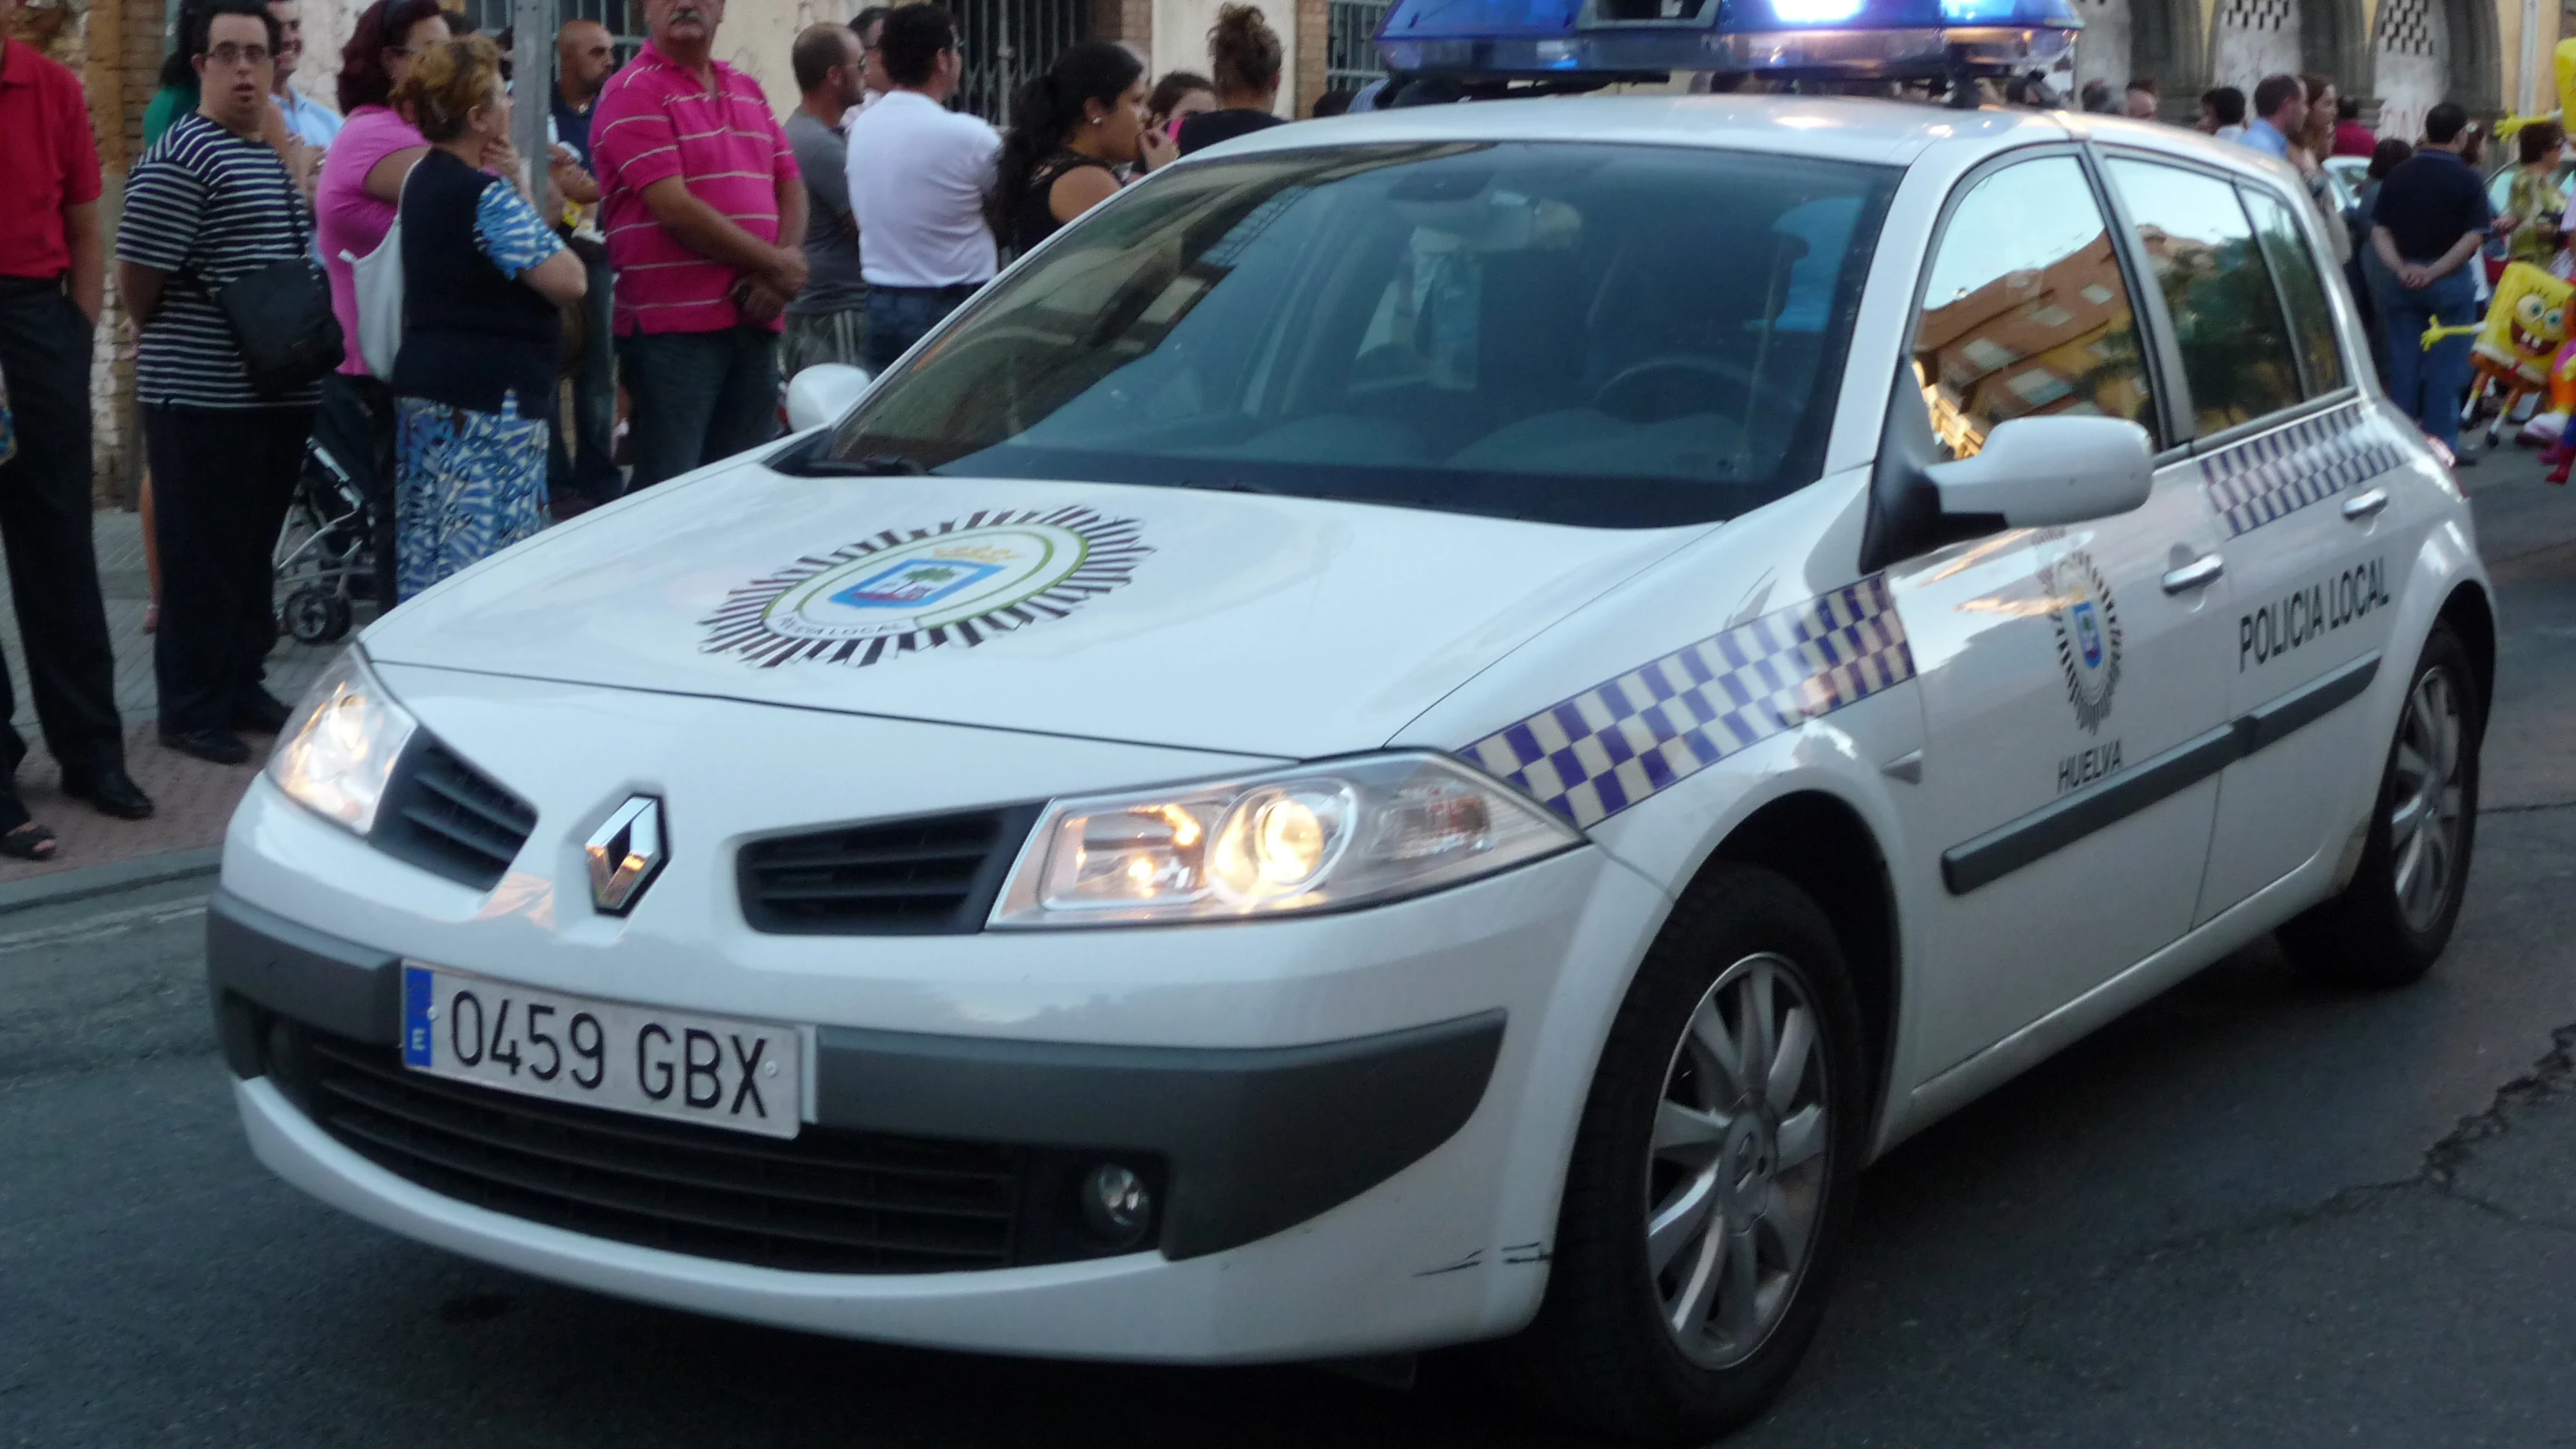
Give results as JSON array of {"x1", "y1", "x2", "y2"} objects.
[{"x1": 1080, "y1": 1163, "x2": 1153, "y2": 1246}]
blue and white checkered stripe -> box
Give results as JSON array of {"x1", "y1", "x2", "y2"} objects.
[
  {"x1": 2200, "y1": 402, "x2": 2405, "y2": 537},
  {"x1": 1461, "y1": 576, "x2": 1917, "y2": 829}
]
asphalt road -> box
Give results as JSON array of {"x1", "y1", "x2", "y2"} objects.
[{"x1": 7, "y1": 462, "x2": 2576, "y2": 1449}]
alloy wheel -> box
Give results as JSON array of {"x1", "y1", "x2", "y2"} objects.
[
  {"x1": 1644, "y1": 951, "x2": 1831, "y2": 1369},
  {"x1": 2390, "y1": 666, "x2": 2468, "y2": 935}
]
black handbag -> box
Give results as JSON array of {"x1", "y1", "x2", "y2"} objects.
[
  {"x1": 201, "y1": 173, "x2": 343, "y2": 398},
  {"x1": 212, "y1": 256, "x2": 343, "y2": 399}
]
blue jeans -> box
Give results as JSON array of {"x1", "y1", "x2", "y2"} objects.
[
  {"x1": 2381, "y1": 266, "x2": 2478, "y2": 450},
  {"x1": 616, "y1": 324, "x2": 781, "y2": 489},
  {"x1": 863, "y1": 285, "x2": 980, "y2": 374},
  {"x1": 546, "y1": 243, "x2": 620, "y2": 504}
]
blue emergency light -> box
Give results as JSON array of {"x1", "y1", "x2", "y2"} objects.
[{"x1": 1372, "y1": 0, "x2": 2078, "y2": 84}]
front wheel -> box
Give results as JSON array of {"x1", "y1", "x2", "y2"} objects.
[
  {"x1": 1495, "y1": 865, "x2": 1866, "y2": 1444},
  {"x1": 2278, "y1": 624, "x2": 2481, "y2": 988}
]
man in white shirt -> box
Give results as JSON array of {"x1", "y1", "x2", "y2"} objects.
[{"x1": 845, "y1": 4, "x2": 1000, "y2": 373}]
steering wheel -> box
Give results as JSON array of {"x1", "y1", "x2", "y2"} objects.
[{"x1": 1591, "y1": 354, "x2": 1775, "y2": 424}]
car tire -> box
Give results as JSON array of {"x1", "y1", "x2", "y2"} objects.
[
  {"x1": 2277, "y1": 624, "x2": 2481, "y2": 990},
  {"x1": 1492, "y1": 863, "x2": 1866, "y2": 1445}
]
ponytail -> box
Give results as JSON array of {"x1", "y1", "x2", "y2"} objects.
[{"x1": 991, "y1": 40, "x2": 1143, "y2": 242}]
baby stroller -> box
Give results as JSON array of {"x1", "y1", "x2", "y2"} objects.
[{"x1": 274, "y1": 379, "x2": 381, "y2": 645}]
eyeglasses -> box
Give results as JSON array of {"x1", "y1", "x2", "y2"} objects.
[{"x1": 207, "y1": 42, "x2": 273, "y2": 66}]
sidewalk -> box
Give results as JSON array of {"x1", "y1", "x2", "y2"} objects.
[{"x1": 0, "y1": 508, "x2": 357, "y2": 887}]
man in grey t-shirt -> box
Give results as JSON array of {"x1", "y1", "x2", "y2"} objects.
[{"x1": 783, "y1": 24, "x2": 869, "y2": 374}]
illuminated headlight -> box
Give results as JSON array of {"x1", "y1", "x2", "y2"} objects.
[
  {"x1": 989, "y1": 752, "x2": 1582, "y2": 926},
  {"x1": 265, "y1": 648, "x2": 417, "y2": 834}
]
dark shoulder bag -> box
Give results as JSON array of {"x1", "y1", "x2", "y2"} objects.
[{"x1": 204, "y1": 169, "x2": 344, "y2": 398}]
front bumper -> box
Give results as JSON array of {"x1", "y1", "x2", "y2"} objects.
[
  {"x1": 213, "y1": 672, "x2": 1677, "y2": 1358},
  {"x1": 211, "y1": 888, "x2": 1505, "y2": 1263}
]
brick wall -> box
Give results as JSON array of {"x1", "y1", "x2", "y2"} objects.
[
  {"x1": 1095, "y1": 0, "x2": 1149, "y2": 47},
  {"x1": 1292, "y1": 0, "x2": 1321, "y2": 115}
]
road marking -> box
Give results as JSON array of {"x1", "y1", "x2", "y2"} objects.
[{"x1": 0, "y1": 897, "x2": 206, "y2": 958}]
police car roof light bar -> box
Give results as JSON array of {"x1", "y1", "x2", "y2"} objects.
[{"x1": 1371, "y1": 0, "x2": 2078, "y2": 86}]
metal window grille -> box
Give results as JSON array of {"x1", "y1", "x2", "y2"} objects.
[
  {"x1": 1326, "y1": 0, "x2": 1391, "y2": 88},
  {"x1": 953, "y1": 0, "x2": 1089, "y2": 127},
  {"x1": 460, "y1": 0, "x2": 645, "y2": 66}
]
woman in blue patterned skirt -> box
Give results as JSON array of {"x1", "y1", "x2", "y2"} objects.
[{"x1": 385, "y1": 37, "x2": 585, "y2": 601}]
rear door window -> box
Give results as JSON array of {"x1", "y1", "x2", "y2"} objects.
[
  {"x1": 2241, "y1": 187, "x2": 2349, "y2": 395},
  {"x1": 2104, "y1": 158, "x2": 2305, "y2": 433}
]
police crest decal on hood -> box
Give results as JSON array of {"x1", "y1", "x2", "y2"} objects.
[{"x1": 700, "y1": 508, "x2": 1151, "y2": 669}]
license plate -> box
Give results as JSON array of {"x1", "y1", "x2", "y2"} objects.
[{"x1": 400, "y1": 965, "x2": 804, "y2": 1139}]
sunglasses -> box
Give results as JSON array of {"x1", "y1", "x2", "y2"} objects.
[{"x1": 206, "y1": 42, "x2": 273, "y2": 66}]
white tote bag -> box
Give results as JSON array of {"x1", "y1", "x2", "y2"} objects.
[{"x1": 344, "y1": 162, "x2": 418, "y2": 379}]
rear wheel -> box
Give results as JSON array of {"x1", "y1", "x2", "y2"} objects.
[
  {"x1": 2278, "y1": 625, "x2": 2481, "y2": 988},
  {"x1": 1497, "y1": 865, "x2": 1865, "y2": 1444}
]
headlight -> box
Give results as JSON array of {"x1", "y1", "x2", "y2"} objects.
[
  {"x1": 265, "y1": 648, "x2": 417, "y2": 834},
  {"x1": 988, "y1": 752, "x2": 1581, "y2": 926}
]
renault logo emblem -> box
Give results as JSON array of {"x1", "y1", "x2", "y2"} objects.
[{"x1": 586, "y1": 796, "x2": 667, "y2": 915}]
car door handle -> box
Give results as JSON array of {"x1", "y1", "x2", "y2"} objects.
[
  {"x1": 2341, "y1": 487, "x2": 2390, "y2": 521},
  {"x1": 2161, "y1": 554, "x2": 2224, "y2": 595}
]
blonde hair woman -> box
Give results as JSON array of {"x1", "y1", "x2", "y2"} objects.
[{"x1": 385, "y1": 37, "x2": 587, "y2": 599}]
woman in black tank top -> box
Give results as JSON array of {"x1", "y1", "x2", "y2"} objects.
[{"x1": 991, "y1": 41, "x2": 1177, "y2": 257}]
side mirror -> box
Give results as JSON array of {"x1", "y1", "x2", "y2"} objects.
[
  {"x1": 1923, "y1": 416, "x2": 2153, "y2": 528},
  {"x1": 784, "y1": 363, "x2": 874, "y2": 433}
]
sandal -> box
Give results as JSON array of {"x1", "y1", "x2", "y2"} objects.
[{"x1": 0, "y1": 821, "x2": 57, "y2": 861}]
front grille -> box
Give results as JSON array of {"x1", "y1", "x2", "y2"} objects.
[
  {"x1": 739, "y1": 804, "x2": 1038, "y2": 935},
  {"x1": 370, "y1": 739, "x2": 537, "y2": 890},
  {"x1": 281, "y1": 1029, "x2": 1023, "y2": 1273}
]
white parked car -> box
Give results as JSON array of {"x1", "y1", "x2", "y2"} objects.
[{"x1": 212, "y1": 93, "x2": 2490, "y2": 1442}]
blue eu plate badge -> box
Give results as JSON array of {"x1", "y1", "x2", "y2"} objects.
[{"x1": 402, "y1": 963, "x2": 435, "y2": 1067}]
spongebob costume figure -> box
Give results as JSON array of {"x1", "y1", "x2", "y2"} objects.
[{"x1": 2463, "y1": 262, "x2": 2573, "y2": 445}]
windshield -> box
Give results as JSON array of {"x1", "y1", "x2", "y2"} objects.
[{"x1": 819, "y1": 142, "x2": 1897, "y2": 528}]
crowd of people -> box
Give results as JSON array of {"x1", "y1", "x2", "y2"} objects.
[{"x1": 0, "y1": 0, "x2": 1310, "y2": 858}]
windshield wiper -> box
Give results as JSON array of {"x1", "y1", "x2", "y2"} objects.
[{"x1": 792, "y1": 451, "x2": 931, "y2": 476}]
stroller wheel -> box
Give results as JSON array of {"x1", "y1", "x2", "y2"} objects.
[{"x1": 282, "y1": 585, "x2": 353, "y2": 645}]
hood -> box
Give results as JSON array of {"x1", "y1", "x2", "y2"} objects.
[{"x1": 362, "y1": 464, "x2": 1706, "y2": 758}]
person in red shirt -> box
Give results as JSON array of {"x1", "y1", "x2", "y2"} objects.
[
  {"x1": 0, "y1": 0, "x2": 157, "y2": 859},
  {"x1": 2332, "y1": 95, "x2": 2378, "y2": 157},
  {"x1": 591, "y1": 0, "x2": 809, "y2": 489}
]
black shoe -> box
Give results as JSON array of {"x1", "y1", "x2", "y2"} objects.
[
  {"x1": 2452, "y1": 449, "x2": 2481, "y2": 467},
  {"x1": 160, "y1": 728, "x2": 252, "y2": 766},
  {"x1": 61, "y1": 766, "x2": 155, "y2": 819},
  {"x1": 233, "y1": 692, "x2": 294, "y2": 734}
]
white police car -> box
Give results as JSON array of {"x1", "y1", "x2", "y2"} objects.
[{"x1": 210, "y1": 7, "x2": 2490, "y2": 1438}]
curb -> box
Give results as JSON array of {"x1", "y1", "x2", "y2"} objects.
[{"x1": 0, "y1": 847, "x2": 222, "y2": 918}]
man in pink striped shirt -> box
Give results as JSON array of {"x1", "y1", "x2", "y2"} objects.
[{"x1": 592, "y1": 0, "x2": 809, "y2": 487}]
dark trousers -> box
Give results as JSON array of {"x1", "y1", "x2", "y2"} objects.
[
  {"x1": 2380, "y1": 265, "x2": 2478, "y2": 452},
  {"x1": 546, "y1": 242, "x2": 620, "y2": 504},
  {"x1": 617, "y1": 324, "x2": 780, "y2": 490},
  {"x1": 863, "y1": 284, "x2": 979, "y2": 373},
  {"x1": 142, "y1": 403, "x2": 312, "y2": 734},
  {"x1": 0, "y1": 279, "x2": 125, "y2": 786}
]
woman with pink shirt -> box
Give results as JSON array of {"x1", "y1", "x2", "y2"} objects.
[
  {"x1": 319, "y1": 0, "x2": 446, "y2": 374},
  {"x1": 312, "y1": 0, "x2": 446, "y2": 608}
]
